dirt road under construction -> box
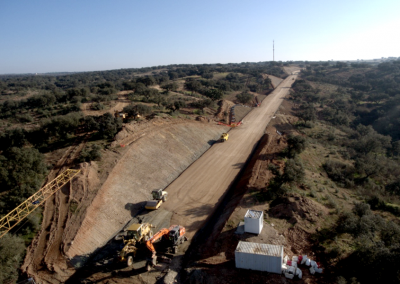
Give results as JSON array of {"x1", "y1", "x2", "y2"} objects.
[{"x1": 164, "y1": 73, "x2": 298, "y2": 238}]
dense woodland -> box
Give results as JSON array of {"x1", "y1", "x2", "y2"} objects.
[{"x1": 285, "y1": 59, "x2": 400, "y2": 283}]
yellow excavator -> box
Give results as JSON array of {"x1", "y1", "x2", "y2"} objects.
[{"x1": 117, "y1": 223, "x2": 154, "y2": 267}]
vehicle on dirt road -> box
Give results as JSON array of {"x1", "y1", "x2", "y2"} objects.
[
  {"x1": 145, "y1": 224, "x2": 187, "y2": 270},
  {"x1": 116, "y1": 223, "x2": 154, "y2": 267},
  {"x1": 145, "y1": 188, "x2": 168, "y2": 210},
  {"x1": 219, "y1": 133, "x2": 229, "y2": 142}
]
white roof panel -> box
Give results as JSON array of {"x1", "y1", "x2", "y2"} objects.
[
  {"x1": 235, "y1": 241, "x2": 283, "y2": 257},
  {"x1": 245, "y1": 210, "x2": 263, "y2": 219}
]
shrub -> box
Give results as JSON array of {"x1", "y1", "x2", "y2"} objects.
[
  {"x1": 78, "y1": 144, "x2": 102, "y2": 162},
  {"x1": 323, "y1": 159, "x2": 354, "y2": 185},
  {"x1": 287, "y1": 135, "x2": 307, "y2": 157},
  {"x1": 0, "y1": 234, "x2": 26, "y2": 284},
  {"x1": 236, "y1": 91, "x2": 253, "y2": 104},
  {"x1": 91, "y1": 102, "x2": 105, "y2": 110},
  {"x1": 282, "y1": 158, "x2": 305, "y2": 184}
]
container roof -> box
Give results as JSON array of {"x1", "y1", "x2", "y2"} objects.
[
  {"x1": 235, "y1": 241, "x2": 283, "y2": 257},
  {"x1": 245, "y1": 210, "x2": 263, "y2": 219}
]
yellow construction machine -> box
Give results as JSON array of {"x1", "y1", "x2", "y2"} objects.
[
  {"x1": 117, "y1": 223, "x2": 154, "y2": 267},
  {"x1": 219, "y1": 133, "x2": 229, "y2": 142},
  {"x1": 145, "y1": 189, "x2": 168, "y2": 210}
]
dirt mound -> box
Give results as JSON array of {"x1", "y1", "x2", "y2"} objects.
[
  {"x1": 269, "y1": 194, "x2": 327, "y2": 225},
  {"x1": 215, "y1": 99, "x2": 235, "y2": 122}
]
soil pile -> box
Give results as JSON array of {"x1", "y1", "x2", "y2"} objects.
[
  {"x1": 215, "y1": 100, "x2": 235, "y2": 122},
  {"x1": 269, "y1": 194, "x2": 327, "y2": 225}
]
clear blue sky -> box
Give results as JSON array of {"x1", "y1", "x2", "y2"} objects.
[{"x1": 1, "y1": 0, "x2": 399, "y2": 74}]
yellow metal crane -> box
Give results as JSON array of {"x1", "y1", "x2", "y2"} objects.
[{"x1": 0, "y1": 169, "x2": 80, "y2": 239}]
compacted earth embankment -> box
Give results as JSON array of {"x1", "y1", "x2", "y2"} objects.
[{"x1": 22, "y1": 118, "x2": 229, "y2": 283}]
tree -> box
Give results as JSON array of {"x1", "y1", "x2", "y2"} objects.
[
  {"x1": 369, "y1": 93, "x2": 389, "y2": 104},
  {"x1": 123, "y1": 103, "x2": 153, "y2": 118},
  {"x1": 0, "y1": 234, "x2": 26, "y2": 284},
  {"x1": 152, "y1": 93, "x2": 166, "y2": 107},
  {"x1": 134, "y1": 83, "x2": 147, "y2": 95},
  {"x1": 0, "y1": 128, "x2": 27, "y2": 151},
  {"x1": 184, "y1": 79, "x2": 202, "y2": 93},
  {"x1": 236, "y1": 91, "x2": 253, "y2": 104},
  {"x1": 336, "y1": 61, "x2": 348, "y2": 69},
  {"x1": 263, "y1": 77, "x2": 272, "y2": 88},
  {"x1": 192, "y1": 98, "x2": 212, "y2": 114},
  {"x1": 204, "y1": 88, "x2": 224, "y2": 101},
  {"x1": 78, "y1": 144, "x2": 102, "y2": 162},
  {"x1": 201, "y1": 72, "x2": 213, "y2": 79},
  {"x1": 82, "y1": 116, "x2": 99, "y2": 132},
  {"x1": 160, "y1": 81, "x2": 178, "y2": 93},
  {"x1": 142, "y1": 88, "x2": 159, "y2": 101},
  {"x1": 0, "y1": 147, "x2": 47, "y2": 211},
  {"x1": 287, "y1": 135, "x2": 307, "y2": 157},
  {"x1": 282, "y1": 158, "x2": 305, "y2": 184},
  {"x1": 164, "y1": 100, "x2": 186, "y2": 113},
  {"x1": 354, "y1": 154, "x2": 386, "y2": 180},
  {"x1": 122, "y1": 81, "x2": 136, "y2": 90},
  {"x1": 297, "y1": 104, "x2": 317, "y2": 124},
  {"x1": 352, "y1": 128, "x2": 391, "y2": 155},
  {"x1": 98, "y1": 113, "x2": 122, "y2": 139},
  {"x1": 136, "y1": 76, "x2": 156, "y2": 87}
]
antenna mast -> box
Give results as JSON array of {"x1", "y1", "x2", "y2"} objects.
[{"x1": 273, "y1": 40, "x2": 275, "y2": 61}]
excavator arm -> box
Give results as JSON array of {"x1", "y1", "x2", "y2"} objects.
[{"x1": 146, "y1": 228, "x2": 169, "y2": 258}]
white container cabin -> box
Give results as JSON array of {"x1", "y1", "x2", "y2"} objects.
[
  {"x1": 235, "y1": 241, "x2": 283, "y2": 274},
  {"x1": 244, "y1": 209, "x2": 263, "y2": 234}
]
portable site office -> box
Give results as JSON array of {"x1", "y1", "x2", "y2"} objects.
[
  {"x1": 244, "y1": 209, "x2": 263, "y2": 234},
  {"x1": 235, "y1": 241, "x2": 284, "y2": 274}
]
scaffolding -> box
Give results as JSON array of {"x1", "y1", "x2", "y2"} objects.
[{"x1": 0, "y1": 169, "x2": 80, "y2": 238}]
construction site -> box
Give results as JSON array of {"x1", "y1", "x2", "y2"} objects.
[{"x1": 1, "y1": 67, "x2": 331, "y2": 284}]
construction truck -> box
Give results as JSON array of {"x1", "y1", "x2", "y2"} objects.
[
  {"x1": 145, "y1": 188, "x2": 168, "y2": 210},
  {"x1": 145, "y1": 224, "x2": 187, "y2": 270},
  {"x1": 117, "y1": 223, "x2": 154, "y2": 267},
  {"x1": 219, "y1": 133, "x2": 229, "y2": 142}
]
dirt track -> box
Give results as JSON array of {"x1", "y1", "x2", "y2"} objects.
[{"x1": 163, "y1": 73, "x2": 299, "y2": 238}]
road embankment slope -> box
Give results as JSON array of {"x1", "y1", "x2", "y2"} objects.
[
  {"x1": 66, "y1": 121, "x2": 229, "y2": 259},
  {"x1": 163, "y1": 74, "x2": 298, "y2": 238}
]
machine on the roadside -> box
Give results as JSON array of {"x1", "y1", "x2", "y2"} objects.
[
  {"x1": 219, "y1": 133, "x2": 229, "y2": 142},
  {"x1": 117, "y1": 223, "x2": 154, "y2": 267},
  {"x1": 145, "y1": 189, "x2": 168, "y2": 210},
  {"x1": 145, "y1": 224, "x2": 187, "y2": 270}
]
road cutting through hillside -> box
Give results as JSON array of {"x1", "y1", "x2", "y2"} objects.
[{"x1": 163, "y1": 73, "x2": 298, "y2": 238}]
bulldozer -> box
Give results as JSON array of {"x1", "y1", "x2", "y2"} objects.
[
  {"x1": 219, "y1": 133, "x2": 229, "y2": 142},
  {"x1": 145, "y1": 224, "x2": 187, "y2": 270},
  {"x1": 117, "y1": 223, "x2": 154, "y2": 267},
  {"x1": 145, "y1": 188, "x2": 168, "y2": 210}
]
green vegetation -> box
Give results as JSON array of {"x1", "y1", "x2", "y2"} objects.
[
  {"x1": 0, "y1": 234, "x2": 26, "y2": 284},
  {"x1": 286, "y1": 59, "x2": 400, "y2": 283}
]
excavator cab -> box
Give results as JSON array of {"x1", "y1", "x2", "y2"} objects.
[
  {"x1": 127, "y1": 226, "x2": 141, "y2": 241},
  {"x1": 168, "y1": 226, "x2": 180, "y2": 244}
]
